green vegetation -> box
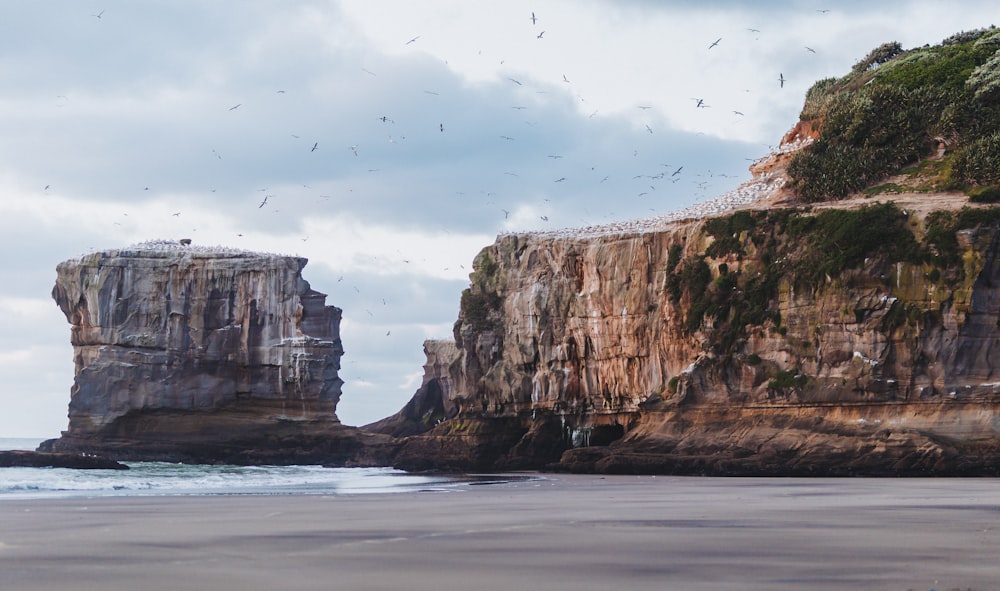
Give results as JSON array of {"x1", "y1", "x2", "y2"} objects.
[
  {"x1": 789, "y1": 27, "x2": 1000, "y2": 201},
  {"x1": 666, "y1": 204, "x2": 1000, "y2": 354},
  {"x1": 768, "y1": 369, "x2": 808, "y2": 390},
  {"x1": 786, "y1": 202, "x2": 921, "y2": 286},
  {"x1": 458, "y1": 248, "x2": 505, "y2": 332}
]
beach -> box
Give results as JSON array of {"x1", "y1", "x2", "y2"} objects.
[{"x1": 1, "y1": 475, "x2": 997, "y2": 591}]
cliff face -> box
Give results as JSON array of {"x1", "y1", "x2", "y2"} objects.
[
  {"x1": 45, "y1": 241, "x2": 393, "y2": 464},
  {"x1": 392, "y1": 174, "x2": 1000, "y2": 474}
]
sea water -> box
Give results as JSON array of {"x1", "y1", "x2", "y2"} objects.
[{"x1": 0, "y1": 438, "x2": 506, "y2": 499}]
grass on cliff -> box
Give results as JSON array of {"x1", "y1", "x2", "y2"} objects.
[
  {"x1": 789, "y1": 27, "x2": 1000, "y2": 201},
  {"x1": 671, "y1": 204, "x2": 1000, "y2": 355}
]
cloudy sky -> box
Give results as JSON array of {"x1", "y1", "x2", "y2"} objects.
[{"x1": 0, "y1": 1, "x2": 995, "y2": 438}]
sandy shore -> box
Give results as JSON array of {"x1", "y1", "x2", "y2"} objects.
[{"x1": 1, "y1": 474, "x2": 997, "y2": 591}]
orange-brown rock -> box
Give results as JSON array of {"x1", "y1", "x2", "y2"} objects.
[{"x1": 391, "y1": 173, "x2": 1000, "y2": 474}]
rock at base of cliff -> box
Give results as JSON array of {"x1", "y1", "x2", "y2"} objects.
[
  {"x1": 40, "y1": 409, "x2": 400, "y2": 466},
  {"x1": 0, "y1": 450, "x2": 129, "y2": 470}
]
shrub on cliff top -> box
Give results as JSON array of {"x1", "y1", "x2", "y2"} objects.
[{"x1": 789, "y1": 27, "x2": 1000, "y2": 200}]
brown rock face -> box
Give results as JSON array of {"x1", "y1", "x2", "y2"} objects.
[
  {"x1": 365, "y1": 340, "x2": 459, "y2": 437},
  {"x1": 44, "y1": 241, "x2": 393, "y2": 464},
  {"x1": 392, "y1": 196, "x2": 1000, "y2": 475}
]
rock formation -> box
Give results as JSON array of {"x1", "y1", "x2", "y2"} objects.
[
  {"x1": 43, "y1": 240, "x2": 394, "y2": 464},
  {"x1": 365, "y1": 340, "x2": 459, "y2": 437},
  {"x1": 0, "y1": 451, "x2": 128, "y2": 470},
  {"x1": 386, "y1": 29, "x2": 1000, "y2": 475},
  {"x1": 388, "y1": 141, "x2": 1000, "y2": 475}
]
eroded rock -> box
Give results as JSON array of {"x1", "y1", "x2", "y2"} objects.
[{"x1": 45, "y1": 240, "x2": 395, "y2": 464}]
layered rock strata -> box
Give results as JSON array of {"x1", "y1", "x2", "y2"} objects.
[
  {"x1": 44, "y1": 240, "x2": 393, "y2": 464},
  {"x1": 391, "y1": 160, "x2": 1000, "y2": 475}
]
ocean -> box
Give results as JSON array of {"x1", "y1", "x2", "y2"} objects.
[{"x1": 0, "y1": 438, "x2": 512, "y2": 499}]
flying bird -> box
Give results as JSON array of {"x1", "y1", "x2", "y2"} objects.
[
  {"x1": 805, "y1": 46, "x2": 816, "y2": 53},
  {"x1": 258, "y1": 195, "x2": 268, "y2": 208},
  {"x1": 310, "y1": 142, "x2": 318, "y2": 152},
  {"x1": 405, "y1": 36, "x2": 420, "y2": 45},
  {"x1": 709, "y1": 38, "x2": 721, "y2": 49},
  {"x1": 349, "y1": 145, "x2": 358, "y2": 156},
  {"x1": 671, "y1": 166, "x2": 683, "y2": 176},
  {"x1": 530, "y1": 12, "x2": 537, "y2": 24},
  {"x1": 562, "y1": 74, "x2": 570, "y2": 83},
  {"x1": 440, "y1": 123, "x2": 444, "y2": 132},
  {"x1": 645, "y1": 124, "x2": 653, "y2": 134},
  {"x1": 537, "y1": 31, "x2": 545, "y2": 39},
  {"x1": 228, "y1": 103, "x2": 241, "y2": 111},
  {"x1": 508, "y1": 77, "x2": 522, "y2": 85},
  {"x1": 779, "y1": 73, "x2": 786, "y2": 88},
  {"x1": 91, "y1": 10, "x2": 104, "y2": 19}
]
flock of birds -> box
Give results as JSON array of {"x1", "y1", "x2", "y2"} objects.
[
  {"x1": 68, "y1": 6, "x2": 833, "y2": 243},
  {"x1": 60, "y1": 5, "x2": 833, "y2": 398}
]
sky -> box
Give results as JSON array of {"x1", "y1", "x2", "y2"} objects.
[{"x1": 0, "y1": 1, "x2": 995, "y2": 438}]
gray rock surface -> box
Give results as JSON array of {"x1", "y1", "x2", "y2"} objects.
[{"x1": 44, "y1": 240, "x2": 393, "y2": 464}]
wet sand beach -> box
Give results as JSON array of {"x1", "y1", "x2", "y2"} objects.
[{"x1": 1, "y1": 475, "x2": 997, "y2": 591}]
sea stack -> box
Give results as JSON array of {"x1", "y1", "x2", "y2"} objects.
[{"x1": 44, "y1": 240, "x2": 389, "y2": 464}]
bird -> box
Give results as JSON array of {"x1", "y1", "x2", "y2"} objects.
[
  {"x1": 258, "y1": 195, "x2": 268, "y2": 208},
  {"x1": 508, "y1": 77, "x2": 522, "y2": 85},
  {"x1": 817, "y1": 9, "x2": 831, "y2": 14},
  {"x1": 645, "y1": 124, "x2": 653, "y2": 134},
  {"x1": 530, "y1": 11, "x2": 537, "y2": 24},
  {"x1": 502, "y1": 209, "x2": 510, "y2": 219},
  {"x1": 779, "y1": 73, "x2": 786, "y2": 88},
  {"x1": 91, "y1": 10, "x2": 104, "y2": 19},
  {"x1": 537, "y1": 31, "x2": 545, "y2": 39},
  {"x1": 540, "y1": 215, "x2": 549, "y2": 221},
  {"x1": 547, "y1": 155, "x2": 563, "y2": 159},
  {"x1": 310, "y1": 142, "x2": 318, "y2": 152},
  {"x1": 709, "y1": 38, "x2": 721, "y2": 49},
  {"x1": 44, "y1": 184, "x2": 50, "y2": 190},
  {"x1": 805, "y1": 46, "x2": 816, "y2": 53},
  {"x1": 500, "y1": 135, "x2": 515, "y2": 141},
  {"x1": 562, "y1": 74, "x2": 570, "y2": 83},
  {"x1": 733, "y1": 110, "x2": 744, "y2": 116},
  {"x1": 439, "y1": 123, "x2": 444, "y2": 132},
  {"x1": 405, "y1": 36, "x2": 420, "y2": 45},
  {"x1": 349, "y1": 145, "x2": 358, "y2": 156},
  {"x1": 671, "y1": 166, "x2": 683, "y2": 176},
  {"x1": 554, "y1": 177, "x2": 566, "y2": 182},
  {"x1": 746, "y1": 28, "x2": 760, "y2": 33},
  {"x1": 693, "y1": 98, "x2": 706, "y2": 108}
]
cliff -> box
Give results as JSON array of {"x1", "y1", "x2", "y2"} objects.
[
  {"x1": 391, "y1": 187, "x2": 1000, "y2": 474},
  {"x1": 387, "y1": 29, "x2": 1000, "y2": 475},
  {"x1": 43, "y1": 240, "x2": 394, "y2": 464}
]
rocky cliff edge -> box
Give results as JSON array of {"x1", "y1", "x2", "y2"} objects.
[{"x1": 43, "y1": 240, "x2": 394, "y2": 465}]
